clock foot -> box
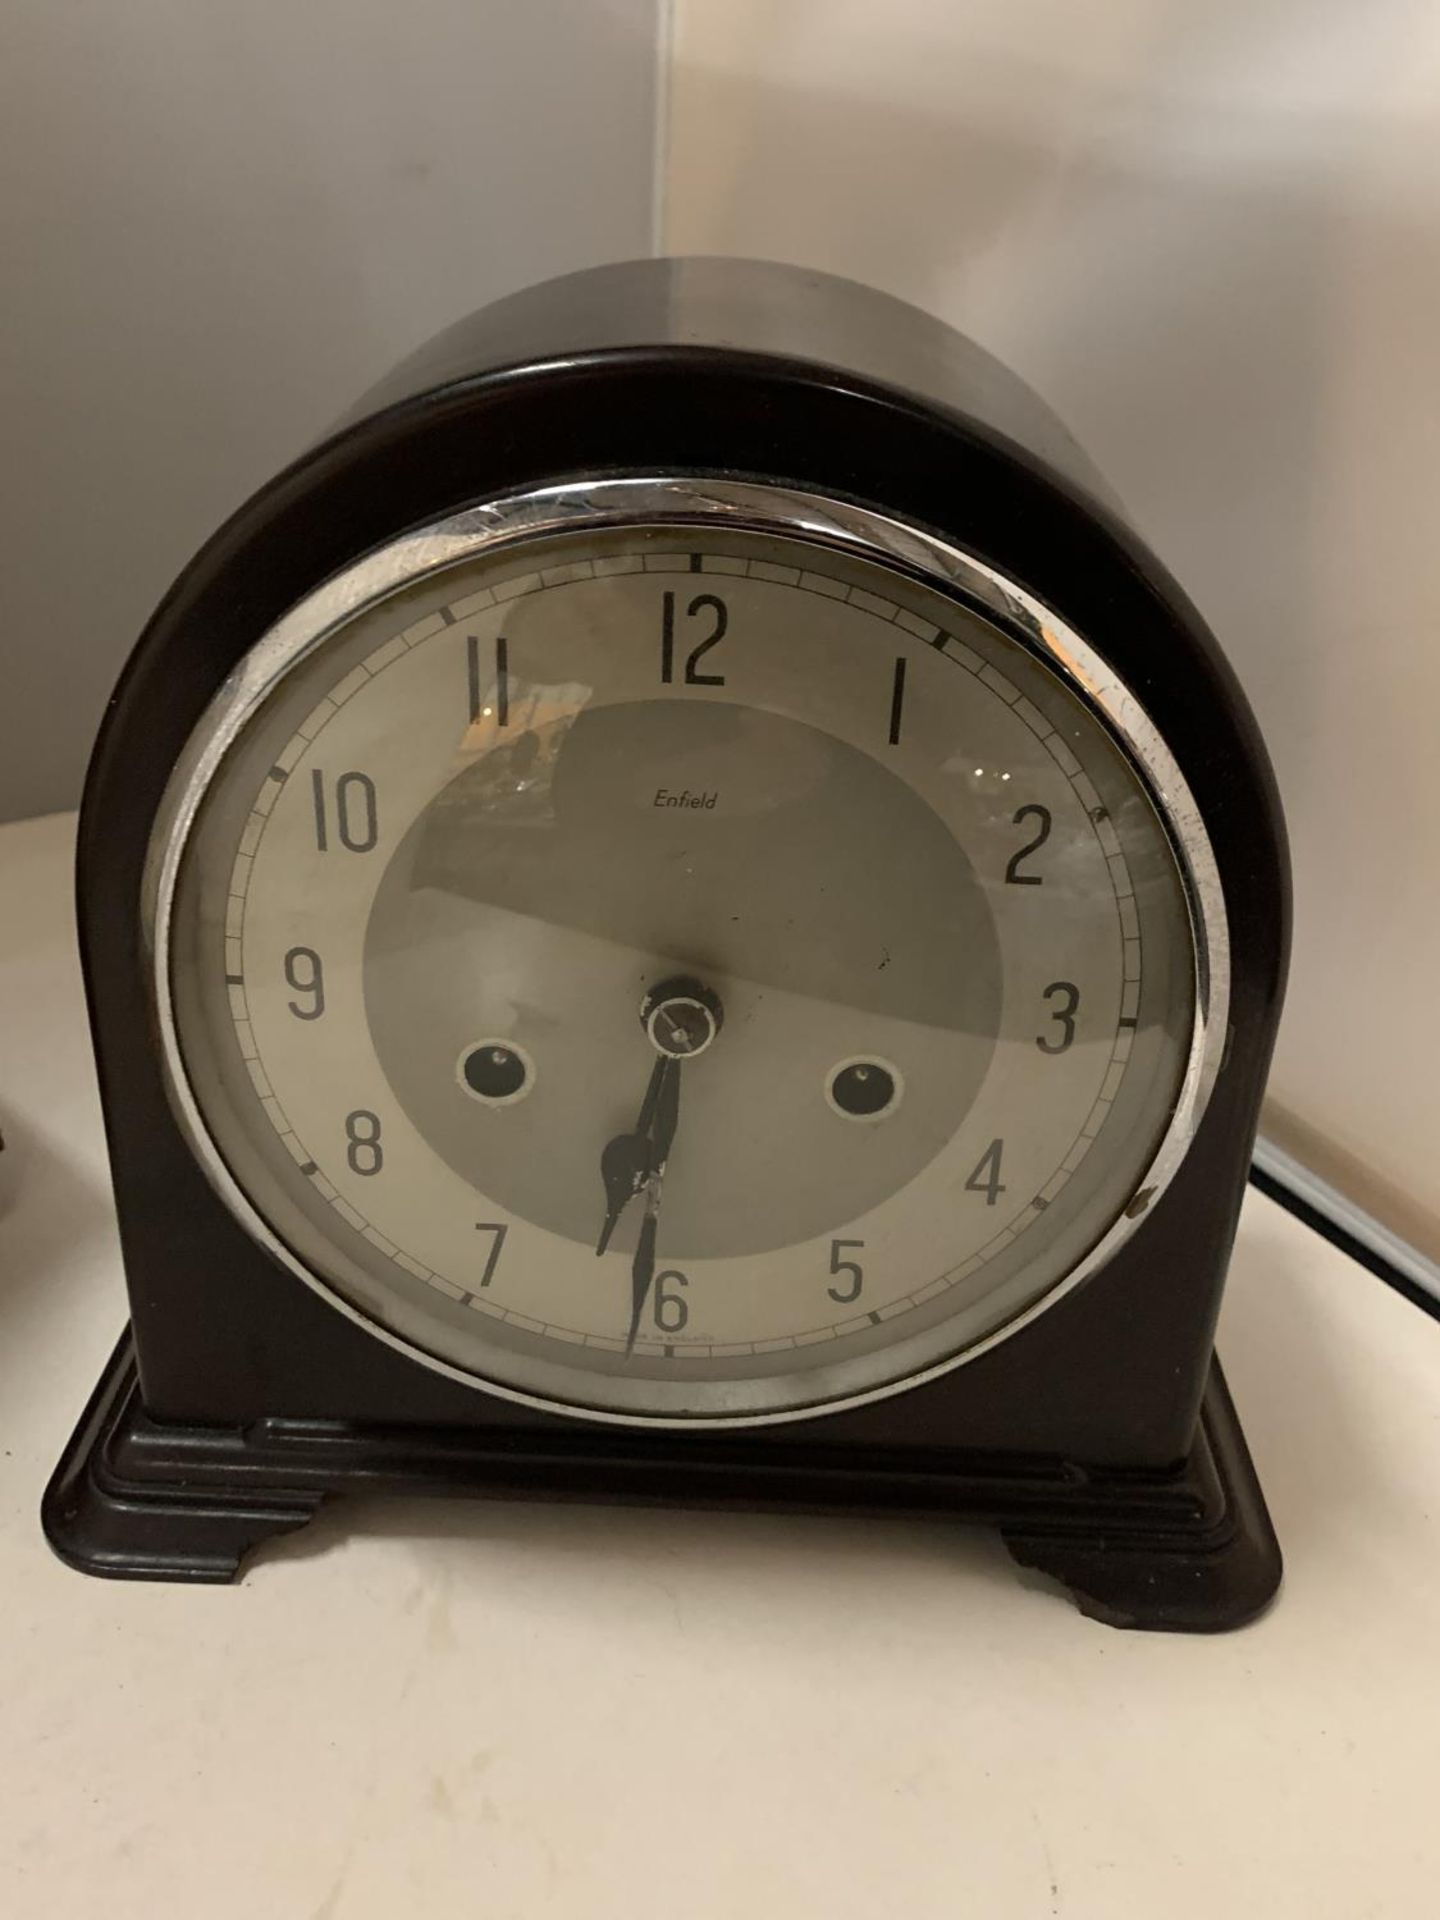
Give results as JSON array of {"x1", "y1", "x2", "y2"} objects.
[
  {"x1": 1001, "y1": 1365, "x2": 1282, "y2": 1632},
  {"x1": 42, "y1": 1331, "x2": 324, "y2": 1583},
  {"x1": 45, "y1": 1332, "x2": 1279, "y2": 1628}
]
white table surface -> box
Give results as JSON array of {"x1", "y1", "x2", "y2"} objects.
[{"x1": 3, "y1": 808, "x2": 1439, "y2": 1920}]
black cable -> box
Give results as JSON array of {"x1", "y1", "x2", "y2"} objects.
[{"x1": 1248, "y1": 1162, "x2": 1440, "y2": 1325}]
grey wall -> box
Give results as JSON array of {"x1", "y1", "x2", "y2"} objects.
[{"x1": 0, "y1": 0, "x2": 661, "y2": 822}]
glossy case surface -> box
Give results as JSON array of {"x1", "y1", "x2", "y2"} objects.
[{"x1": 50, "y1": 259, "x2": 1290, "y2": 1626}]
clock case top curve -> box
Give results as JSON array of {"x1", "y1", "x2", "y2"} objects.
[{"x1": 78, "y1": 256, "x2": 1289, "y2": 1469}]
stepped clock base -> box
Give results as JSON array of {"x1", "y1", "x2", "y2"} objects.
[{"x1": 44, "y1": 1330, "x2": 1280, "y2": 1631}]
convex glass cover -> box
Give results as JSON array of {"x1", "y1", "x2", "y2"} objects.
[{"x1": 153, "y1": 479, "x2": 1223, "y2": 1425}]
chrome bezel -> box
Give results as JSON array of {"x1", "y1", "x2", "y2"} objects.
[{"x1": 145, "y1": 476, "x2": 1230, "y2": 1428}]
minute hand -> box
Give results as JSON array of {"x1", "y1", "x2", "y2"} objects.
[{"x1": 624, "y1": 1061, "x2": 681, "y2": 1355}]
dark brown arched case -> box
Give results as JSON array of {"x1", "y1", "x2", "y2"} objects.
[{"x1": 46, "y1": 260, "x2": 1289, "y2": 1629}]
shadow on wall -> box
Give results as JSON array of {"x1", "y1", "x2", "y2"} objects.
[
  {"x1": 666, "y1": 4, "x2": 1440, "y2": 1259},
  {"x1": 668, "y1": 17, "x2": 1337, "y2": 732}
]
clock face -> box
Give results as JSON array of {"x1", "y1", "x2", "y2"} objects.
[{"x1": 156, "y1": 481, "x2": 1220, "y2": 1426}]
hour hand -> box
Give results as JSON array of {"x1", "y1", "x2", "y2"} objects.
[
  {"x1": 595, "y1": 1055, "x2": 672, "y2": 1254},
  {"x1": 595, "y1": 1128, "x2": 656, "y2": 1255},
  {"x1": 595, "y1": 979, "x2": 712, "y2": 1264}
]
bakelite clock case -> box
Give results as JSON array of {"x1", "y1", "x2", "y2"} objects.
[{"x1": 46, "y1": 259, "x2": 1289, "y2": 1630}]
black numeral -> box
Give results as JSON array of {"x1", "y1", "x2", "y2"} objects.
[
  {"x1": 1037, "y1": 981, "x2": 1080, "y2": 1054},
  {"x1": 467, "y1": 634, "x2": 509, "y2": 727},
  {"x1": 473, "y1": 1221, "x2": 508, "y2": 1288},
  {"x1": 283, "y1": 946, "x2": 325, "y2": 1020},
  {"x1": 344, "y1": 1109, "x2": 383, "y2": 1175},
  {"x1": 1004, "y1": 805, "x2": 1051, "y2": 885},
  {"x1": 312, "y1": 770, "x2": 378, "y2": 853},
  {"x1": 653, "y1": 1269, "x2": 690, "y2": 1333},
  {"x1": 661, "y1": 592, "x2": 727, "y2": 686},
  {"x1": 827, "y1": 1239, "x2": 865, "y2": 1304},
  {"x1": 965, "y1": 1138, "x2": 1007, "y2": 1206},
  {"x1": 888, "y1": 657, "x2": 907, "y2": 746}
]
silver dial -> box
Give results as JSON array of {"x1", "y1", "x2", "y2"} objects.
[{"x1": 151, "y1": 480, "x2": 1226, "y2": 1426}]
